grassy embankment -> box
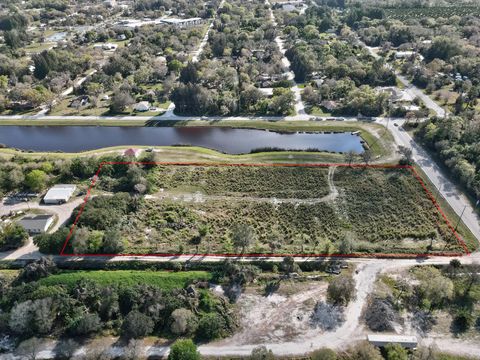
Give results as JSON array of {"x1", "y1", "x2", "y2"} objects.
[
  {"x1": 38, "y1": 270, "x2": 211, "y2": 290},
  {"x1": 413, "y1": 164, "x2": 478, "y2": 253}
]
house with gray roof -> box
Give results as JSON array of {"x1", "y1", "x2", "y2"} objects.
[{"x1": 18, "y1": 214, "x2": 54, "y2": 234}]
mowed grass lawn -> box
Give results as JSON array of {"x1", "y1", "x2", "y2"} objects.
[{"x1": 38, "y1": 270, "x2": 211, "y2": 290}]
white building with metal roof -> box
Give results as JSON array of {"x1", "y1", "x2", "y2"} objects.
[
  {"x1": 367, "y1": 334, "x2": 418, "y2": 349},
  {"x1": 43, "y1": 184, "x2": 77, "y2": 204}
]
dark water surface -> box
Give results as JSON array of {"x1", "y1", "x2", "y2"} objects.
[{"x1": 0, "y1": 126, "x2": 364, "y2": 154}]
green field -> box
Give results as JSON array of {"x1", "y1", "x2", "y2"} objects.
[
  {"x1": 150, "y1": 165, "x2": 331, "y2": 199},
  {"x1": 38, "y1": 270, "x2": 211, "y2": 290},
  {"x1": 86, "y1": 165, "x2": 466, "y2": 255},
  {"x1": 385, "y1": 6, "x2": 480, "y2": 20}
]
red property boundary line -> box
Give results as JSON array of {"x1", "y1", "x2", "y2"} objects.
[{"x1": 59, "y1": 162, "x2": 469, "y2": 258}]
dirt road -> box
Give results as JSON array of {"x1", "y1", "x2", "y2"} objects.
[
  {"x1": 199, "y1": 260, "x2": 386, "y2": 356},
  {"x1": 0, "y1": 197, "x2": 85, "y2": 260},
  {"x1": 266, "y1": 0, "x2": 307, "y2": 120}
]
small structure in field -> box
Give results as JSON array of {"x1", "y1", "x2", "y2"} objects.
[
  {"x1": 18, "y1": 214, "x2": 54, "y2": 234},
  {"x1": 69, "y1": 95, "x2": 90, "y2": 108},
  {"x1": 321, "y1": 100, "x2": 338, "y2": 112},
  {"x1": 367, "y1": 334, "x2": 418, "y2": 349},
  {"x1": 124, "y1": 148, "x2": 140, "y2": 158},
  {"x1": 43, "y1": 184, "x2": 77, "y2": 204}
]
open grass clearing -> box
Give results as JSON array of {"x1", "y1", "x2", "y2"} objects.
[
  {"x1": 37, "y1": 270, "x2": 211, "y2": 290},
  {"x1": 0, "y1": 145, "x2": 352, "y2": 164}
]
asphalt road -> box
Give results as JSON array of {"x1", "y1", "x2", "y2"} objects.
[
  {"x1": 396, "y1": 74, "x2": 446, "y2": 118},
  {"x1": 378, "y1": 119, "x2": 480, "y2": 242}
]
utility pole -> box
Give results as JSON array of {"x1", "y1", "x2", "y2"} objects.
[
  {"x1": 435, "y1": 183, "x2": 442, "y2": 203},
  {"x1": 454, "y1": 205, "x2": 467, "y2": 232}
]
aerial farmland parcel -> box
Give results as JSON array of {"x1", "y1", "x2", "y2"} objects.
[{"x1": 63, "y1": 163, "x2": 468, "y2": 257}]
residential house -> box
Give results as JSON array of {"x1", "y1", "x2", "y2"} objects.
[
  {"x1": 134, "y1": 101, "x2": 150, "y2": 112},
  {"x1": 321, "y1": 100, "x2": 338, "y2": 112},
  {"x1": 18, "y1": 214, "x2": 54, "y2": 234}
]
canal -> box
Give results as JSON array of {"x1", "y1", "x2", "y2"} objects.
[{"x1": 0, "y1": 126, "x2": 365, "y2": 154}]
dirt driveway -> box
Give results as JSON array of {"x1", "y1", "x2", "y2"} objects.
[{"x1": 0, "y1": 197, "x2": 84, "y2": 260}]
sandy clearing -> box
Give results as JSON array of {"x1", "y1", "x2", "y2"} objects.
[{"x1": 221, "y1": 283, "x2": 328, "y2": 345}]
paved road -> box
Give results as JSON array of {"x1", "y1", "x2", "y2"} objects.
[
  {"x1": 191, "y1": 0, "x2": 225, "y2": 63},
  {"x1": 0, "y1": 113, "x2": 312, "y2": 121},
  {"x1": 396, "y1": 74, "x2": 446, "y2": 118},
  {"x1": 360, "y1": 42, "x2": 446, "y2": 119},
  {"x1": 267, "y1": 0, "x2": 307, "y2": 119},
  {"x1": 377, "y1": 119, "x2": 480, "y2": 242}
]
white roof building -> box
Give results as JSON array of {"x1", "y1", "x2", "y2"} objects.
[
  {"x1": 93, "y1": 43, "x2": 118, "y2": 51},
  {"x1": 160, "y1": 18, "x2": 202, "y2": 27},
  {"x1": 115, "y1": 17, "x2": 202, "y2": 29},
  {"x1": 18, "y1": 214, "x2": 54, "y2": 234},
  {"x1": 134, "y1": 101, "x2": 150, "y2": 112},
  {"x1": 395, "y1": 51, "x2": 424, "y2": 61},
  {"x1": 43, "y1": 184, "x2": 76, "y2": 204},
  {"x1": 258, "y1": 88, "x2": 274, "y2": 96},
  {"x1": 367, "y1": 334, "x2": 418, "y2": 349}
]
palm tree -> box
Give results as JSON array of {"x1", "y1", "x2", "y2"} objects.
[{"x1": 344, "y1": 150, "x2": 357, "y2": 166}]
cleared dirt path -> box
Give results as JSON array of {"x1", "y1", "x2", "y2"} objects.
[
  {"x1": 199, "y1": 260, "x2": 386, "y2": 356},
  {"x1": 191, "y1": 0, "x2": 225, "y2": 63},
  {"x1": 266, "y1": 0, "x2": 307, "y2": 120},
  {"x1": 0, "y1": 198, "x2": 85, "y2": 260}
]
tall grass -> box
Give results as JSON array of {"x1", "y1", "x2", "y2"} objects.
[{"x1": 38, "y1": 270, "x2": 211, "y2": 290}]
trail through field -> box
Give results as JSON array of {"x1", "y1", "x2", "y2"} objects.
[
  {"x1": 145, "y1": 167, "x2": 339, "y2": 205},
  {"x1": 420, "y1": 337, "x2": 480, "y2": 357},
  {"x1": 146, "y1": 192, "x2": 335, "y2": 206},
  {"x1": 325, "y1": 166, "x2": 339, "y2": 202}
]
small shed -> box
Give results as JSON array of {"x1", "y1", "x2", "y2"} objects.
[
  {"x1": 18, "y1": 214, "x2": 54, "y2": 234},
  {"x1": 124, "y1": 148, "x2": 140, "y2": 158},
  {"x1": 367, "y1": 334, "x2": 418, "y2": 349}
]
